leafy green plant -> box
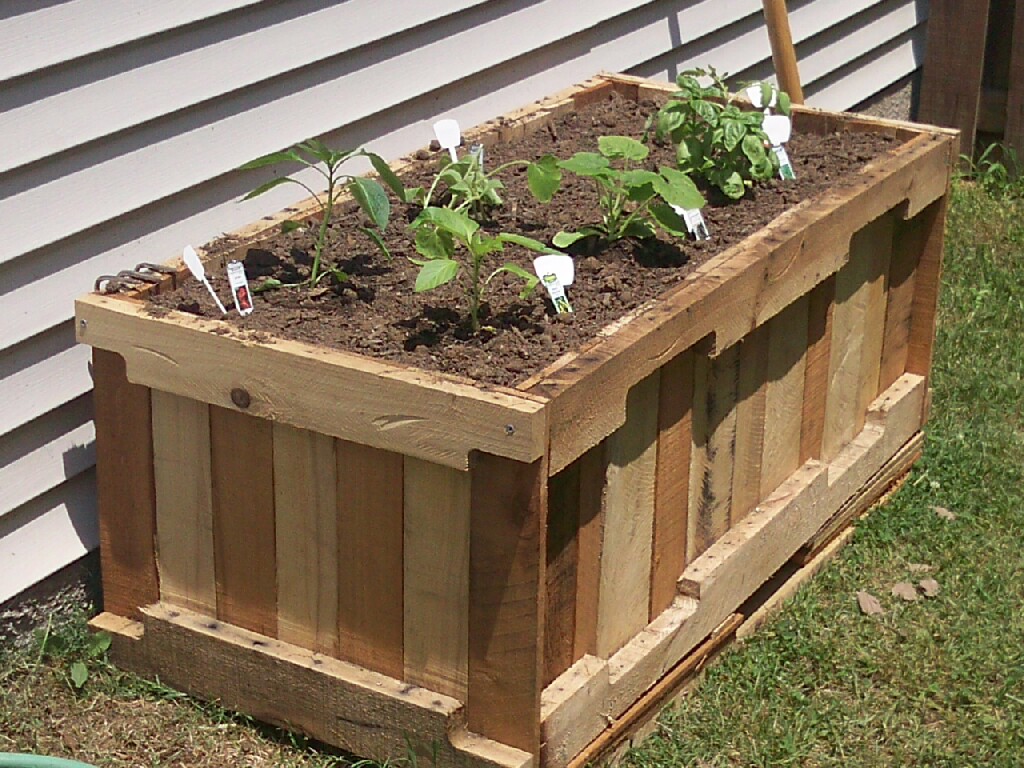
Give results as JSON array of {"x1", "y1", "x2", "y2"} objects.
[
  {"x1": 408, "y1": 206, "x2": 556, "y2": 331},
  {"x1": 35, "y1": 617, "x2": 112, "y2": 691},
  {"x1": 240, "y1": 140, "x2": 406, "y2": 288},
  {"x1": 960, "y1": 142, "x2": 1024, "y2": 199},
  {"x1": 408, "y1": 152, "x2": 561, "y2": 220},
  {"x1": 545, "y1": 135, "x2": 705, "y2": 248},
  {"x1": 655, "y1": 67, "x2": 788, "y2": 199}
]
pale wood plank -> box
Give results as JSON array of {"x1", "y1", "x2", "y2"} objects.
[
  {"x1": 273, "y1": 424, "x2": 338, "y2": 656},
  {"x1": 336, "y1": 440, "x2": 405, "y2": 678},
  {"x1": 650, "y1": 349, "x2": 694, "y2": 619},
  {"x1": 468, "y1": 454, "x2": 546, "y2": 754},
  {"x1": 905, "y1": 198, "x2": 949, "y2": 385},
  {"x1": 596, "y1": 372, "x2": 660, "y2": 658},
  {"x1": 731, "y1": 326, "x2": 769, "y2": 523},
  {"x1": 210, "y1": 406, "x2": 277, "y2": 637},
  {"x1": 404, "y1": 458, "x2": 471, "y2": 699},
  {"x1": 801, "y1": 276, "x2": 835, "y2": 463},
  {"x1": 91, "y1": 350, "x2": 158, "y2": 619},
  {"x1": 856, "y1": 213, "x2": 895, "y2": 416},
  {"x1": 152, "y1": 390, "x2": 216, "y2": 615},
  {"x1": 761, "y1": 295, "x2": 809, "y2": 498},
  {"x1": 879, "y1": 212, "x2": 922, "y2": 392}
]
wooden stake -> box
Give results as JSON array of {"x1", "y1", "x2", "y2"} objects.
[{"x1": 762, "y1": 0, "x2": 804, "y2": 104}]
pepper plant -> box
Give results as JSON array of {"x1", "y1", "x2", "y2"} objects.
[
  {"x1": 543, "y1": 135, "x2": 705, "y2": 248},
  {"x1": 240, "y1": 140, "x2": 406, "y2": 288},
  {"x1": 655, "y1": 67, "x2": 789, "y2": 199},
  {"x1": 408, "y1": 206, "x2": 556, "y2": 332}
]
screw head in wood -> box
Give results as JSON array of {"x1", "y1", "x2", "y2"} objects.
[
  {"x1": 505, "y1": 424, "x2": 516, "y2": 436},
  {"x1": 230, "y1": 387, "x2": 251, "y2": 409}
]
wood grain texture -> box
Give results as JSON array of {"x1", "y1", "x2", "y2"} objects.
[
  {"x1": 688, "y1": 345, "x2": 739, "y2": 561},
  {"x1": 762, "y1": 0, "x2": 805, "y2": 103},
  {"x1": 152, "y1": 390, "x2": 216, "y2": 615},
  {"x1": 1006, "y1": 0, "x2": 1024, "y2": 155},
  {"x1": 856, "y1": 213, "x2": 895, "y2": 416},
  {"x1": 905, "y1": 197, "x2": 949, "y2": 388},
  {"x1": 918, "y1": 0, "x2": 991, "y2": 157},
  {"x1": 801, "y1": 276, "x2": 835, "y2": 463},
  {"x1": 468, "y1": 454, "x2": 546, "y2": 754},
  {"x1": 273, "y1": 424, "x2": 338, "y2": 656},
  {"x1": 91, "y1": 349, "x2": 158, "y2": 619},
  {"x1": 336, "y1": 440, "x2": 404, "y2": 678},
  {"x1": 404, "y1": 458, "x2": 471, "y2": 699},
  {"x1": 761, "y1": 295, "x2": 809, "y2": 498},
  {"x1": 879, "y1": 213, "x2": 922, "y2": 392},
  {"x1": 731, "y1": 326, "x2": 769, "y2": 523},
  {"x1": 572, "y1": 445, "x2": 606, "y2": 661},
  {"x1": 545, "y1": 460, "x2": 580, "y2": 686},
  {"x1": 650, "y1": 349, "x2": 695, "y2": 619},
  {"x1": 210, "y1": 406, "x2": 276, "y2": 637},
  {"x1": 596, "y1": 372, "x2": 660, "y2": 658}
]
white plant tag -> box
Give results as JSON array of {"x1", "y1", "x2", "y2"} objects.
[
  {"x1": 745, "y1": 84, "x2": 777, "y2": 111},
  {"x1": 226, "y1": 260, "x2": 254, "y2": 316},
  {"x1": 773, "y1": 145, "x2": 796, "y2": 180},
  {"x1": 671, "y1": 205, "x2": 711, "y2": 241},
  {"x1": 433, "y1": 119, "x2": 461, "y2": 162},
  {"x1": 533, "y1": 253, "x2": 574, "y2": 286},
  {"x1": 533, "y1": 255, "x2": 573, "y2": 314},
  {"x1": 182, "y1": 245, "x2": 227, "y2": 315},
  {"x1": 763, "y1": 115, "x2": 795, "y2": 180}
]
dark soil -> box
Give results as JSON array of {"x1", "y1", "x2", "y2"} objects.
[{"x1": 149, "y1": 91, "x2": 900, "y2": 387}]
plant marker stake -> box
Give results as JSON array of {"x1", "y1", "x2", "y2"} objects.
[
  {"x1": 763, "y1": 114, "x2": 795, "y2": 180},
  {"x1": 182, "y1": 245, "x2": 227, "y2": 315},
  {"x1": 433, "y1": 119, "x2": 461, "y2": 163},
  {"x1": 671, "y1": 205, "x2": 711, "y2": 241},
  {"x1": 533, "y1": 254, "x2": 574, "y2": 314},
  {"x1": 226, "y1": 260, "x2": 254, "y2": 316},
  {"x1": 469, "y1": 143, "x2": 485, "y2": 171}
]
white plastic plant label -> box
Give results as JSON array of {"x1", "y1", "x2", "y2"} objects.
[
  {"x1": 433, "y1": 119, "x2": 461, "y2": 162},
  {"x1": 469, "y1": 143, "x2": 485, "y2": 170},
  {"x1": 763, "y1": 114, "x2": 795, "y2": 180},
  {"x1": 226, "y1": 260, "x2": 254, "y2": 316},
  {"x1": 182, "y1": 245, "x2": 227, "y2": 315},
  {"x1": 745, "y1": 84, "x2": 778, "y2": 111},
  {"x1": 533, "y1": 254, "x2": 573, "y2": 314},
  {"x1": 671, "y1": 205, "x2": 711, "y2": 241},
  {"x1": 773, "y1": 145, "x2": 796, "y2": 180}
]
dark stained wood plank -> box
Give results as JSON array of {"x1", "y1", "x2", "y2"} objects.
[
  {"x1": 572, "y1": 445, "x2": 606, "y2": 661},
  {"x1": 879, "y1": 213, "x2": 923, "y2": 392},
  {"x1": 335, "y1": 440, "x2": 404, "y2": 677},
  {"x1": 1005, "y1": 0, "x2": 1024, "y2": 154},
  {"x1": 731, "y1": 326, "x2": 769, "y2": 523},
  {"x1": 92, "y1": 349, "x2": 159, "y2": 619},
  {"x1": 801, "y1": 276, "x2": 835, "y2": 463},
  {"x1": 210, "y1": 406, "x2": 277, "y2": 637},
  {"x1": 468, "y1": 454, "x2": 546, "y2": 754},
  {"x1": 906, "y1": 197, "x2": 949, "y2": 387},
  {"x1": 545, "y1": 459, "x2": 580, "y2": 687}
]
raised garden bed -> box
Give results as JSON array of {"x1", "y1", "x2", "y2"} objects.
[{"x1": 78, "y1": 74, "x2": 956, "y2": 768}]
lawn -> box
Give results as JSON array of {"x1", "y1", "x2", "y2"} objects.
[{"x1": 2, "y1": 177, "x2": 1022, "y2": 767}]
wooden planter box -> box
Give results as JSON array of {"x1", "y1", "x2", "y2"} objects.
[{"x1": 78, "y1": 74, "x2": 956, "y2": 768}]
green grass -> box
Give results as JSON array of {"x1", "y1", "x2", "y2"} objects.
[
  {"x1": 621, "y1": 180, "x2": 1024, "y2": 767},
  {"x1": 2, "y1": 179, "x2": 1022, "y2": 767}
]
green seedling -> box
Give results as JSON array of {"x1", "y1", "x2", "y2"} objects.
[
  {"x1": 655, "y1": 67, "x2": 789, "y2": 199},
  {"x1": 408, "y1": 206, "x2": 556, "y2": 332},
  {"x1": 240, "y1": 139, "x2": 407, "y2": 289},
  {"x1": 407, "y1": 152, "x2": 561, "y2": 220},
  {"x1": 545, "y1": 135, "x2": 705, "y2": 248}
]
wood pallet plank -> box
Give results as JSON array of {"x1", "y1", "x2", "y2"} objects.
[
  {"x1": 800, "y1": 277, "x2": 835, "y2": 463},
  {"x1": 572, "y1": 445, "x2": 606, "y2": 661},
  {"x1": 1006, "y1": 0, "x2": 1024, "y2": 155},
  {"x1": 856, "y1": 214, "x2": 895, "y2": 416},
  {"x1": 210, "y1": 406, "x2": 277, "y2": 637},
  {"x1": 731, "y1": 326, "x2": 769, "y2": 523},
  {"x1": 905, "y1": 198, "x2": 949, "y2": 392},
  {"x1": 545, "y1": 460, "x2": 581, "y2": 686},
  {"x1": 335, "y1": 441, "x2": 404, "y2": 677},
  {"x1": 879, "y1": 212, "x2": 923, "y2": 392},
  {"x1": 91, "y1": 350, "x2": 159, "y2": 619},
  {"x1": 152, "y1": 390, "x2": 216, "y2": 615}
]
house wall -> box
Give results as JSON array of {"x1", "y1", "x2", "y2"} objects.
[{"x1": 0, "y1": 0, "x2": 929, "y2": 604}]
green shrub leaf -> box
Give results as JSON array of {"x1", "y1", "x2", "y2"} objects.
[
  {"x1": 498, "y1": 233, "x2": 553, "y2": 253},
  {"x1": 553, "y1": 231, "x2": 588, "y2": 248},
  {"x1": 648, "y1": 203, "x2": 690, "y2": 237},
  {"x1": 598, "y1": 135, "x2": 649, "y2": 162},
  {"x1": 527, "y1": 155, "x2": 562, "y2": 202},
  {"x1": 655, "y1": 167, "x2": 706, "y2": 209},
  {"x1": 349, "y1": 177, "x2": 390, "y2": 230},
  {"x1": 414, "y1": 258, "x2": 459, "y2": 292},
  {"x1": 238, "y1": 150, "x2": 306, "y2": 170},
  {"x1": 414, "y1": 226, "x2": 455, "y2": 260},
  {"x1": 367, "y1": 153, "x2": 407, "y2": 200},
  {"x1": 413, "y1": 206, "x2": 479, "y2": 242},
  {"x1": 558, "y1": 152, "x2": 610, "y2": 177},
  {"x1": 242, "y1": 175, "x2": 300, "y2": 201},
  {"x1": 70, "y1": 661, "x2": 89, "y2": 689}
]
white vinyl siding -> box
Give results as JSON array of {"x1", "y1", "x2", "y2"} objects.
[{"x1": 0, "y1": 0, "x2": 927, "y2": 603}]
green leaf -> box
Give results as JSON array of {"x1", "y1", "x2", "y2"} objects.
[
  {"x1": 70, "y1": 661, "x2": 89, "y2": 689},
  {"x1": 490, "y1": 263, "x2": 540, "y2": 299},
  {"x1": 723, "y1": 118, "x2": 746, "y2": 152},
  {"x1": 527, "y1": 155, "x2": 562, "y2": 202},
  {"x1": 778, "y1": 91, "x2": 792, "y2": 116},
  {"x1": 242, "y1": 175, "x2": 301, "y2": 201},
  {"x1": 280, "y1": 219, "x2": 304, "y2": 234},
  {"x1": 655, "y1": 106, "x2": 685, "y2": 140},
  {"x1": 238, "y1": 150, "x2": 306, "y2": 171},
  {"x1": 367, "y1": 153, "x2": 406, "y2": 200},
  {"x1": 414, "y1": 258, "x2": 459, "y2": 292},
  {"x1": 87, "y1": 631, "x2": 112, "y2": 657},
  {"x1": 622, "y1": 219, "x2": 656, "y2": 239},
  {"x1": 297, "y1": 139, "x2": 335, "y2": 165},
  {"x1": 720, "y1": 171, "x2": 745, "y2": 200},
  {"x1": 741, "y1": 134, "x2": 768, "y2": 165},
  {"x1": 254, "y1": 278, "x2": 283, "y2": 293},
  {"x1": 414, "y1": 225, "x2": 455, "y2": 260},
  {"x1": 648, "y1": 203, "x2": 690, "y2": 237},
  {"x1": 403, "y1": 186, "x2": 425, "y2": 205},
  {"x1": 498, "y1": 233, "x2": 553, "y2": 253},
  {"x1": 348, "y1": 177, "x2": 390, "y2": 230},
  {"x1": 693, "y1": 100, "x2": 719, "y2": 125},
  {"x1": 760, "y1": 82, "x2": 774, "y2": 110},
  {"x1": 552, "y1": 231, "x2": 588, "y2": 248},
  {"x1": 654, "y1": 167, "x2": 706, "y2": 209},
  {"x1": 598, "y1": 135, "x2": 649, "y2": 162},
  {"x1": 361, "y1": 226, "x2": 391, "y2": 261},
  {"x1": 558, "y1": 152, "x2": 610, "y2": 177},
  {"x1": 413, "y1": 206, "x2": 479, "y2": 242},
  {"x1": 622, "y1": 169, "x2": 660, "y2": 203}
]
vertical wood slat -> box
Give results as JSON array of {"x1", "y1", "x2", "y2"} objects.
[
  {"x1": 596, "y1": 372, "x2": 660, "y2": 658},
  {"x1": 545, "y1": 460, "x2": 580, "y2": 686},
  {"x1": 404, "y1": 457, "x2": 470, "y2": 700},
  {"x1": 210, "y1": 406, "x2": 277, "y2": 637},
  {"x1": 918, "y1": 0, "x2": 991, "y2": 158},
  {"x1": 1001, "y1": 0, "x2": 1024, "y2": 155},
  {"x1": 801, "y1": 276, "x2": 835, "y2": 463},
  {"x1": 856, "y1": 214, "x2": 895, "y2": 417},
  {"x1": 879, "y1": 212, "x2": 923, "y2": 393},
  {"x1": 92, "y1": 349, "x2": 159, "y2": 619},
  {"x1": 731, "y1": 327, "x2": 769, "y2": 523},
  {"x1": 688, "y1": 344, "x2": 739, "y2": 561},
  {"x1": 468, "y1": 454, "x2": 546, "y2": 754},
  {"x1": 336, "y1": 441, "x2": 404, "y2": 678},
  {"x1": 650, "y1": 348, "x2": 695, "y2": 619},
  {"x1": 152, "y1": 390, "x2": 216, "y2": 615},
  {"x1": 905, "y1": 198, "x2": 949, "y2": 386},
  {"x1": 572, "y1": 445, "x2": 606, "y2": 661},
  {"x1": 273, "y1": 424, "x2": 338, "y2": 657},
  {"x1": 761, "y1": 295, "x2": 809, "y2": 498}
]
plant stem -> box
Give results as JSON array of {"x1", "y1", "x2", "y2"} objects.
[{"x1": 310, "y1": 168, "x2": 335, "y2": 285}]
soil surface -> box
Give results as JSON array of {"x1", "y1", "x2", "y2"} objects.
[{"x1": 149, "y1": 91, "x2": 900, "y2": 387}]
